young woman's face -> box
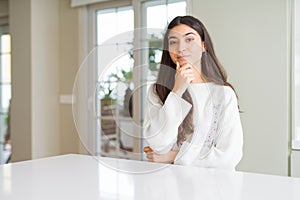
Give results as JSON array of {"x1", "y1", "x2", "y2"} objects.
[{"x1": 168, "y1": 24, "x2": 205, "y2": 67}]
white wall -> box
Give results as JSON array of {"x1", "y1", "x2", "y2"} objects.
[
  {"x1": 10, "y1": 0, "x2": 81, "y2": 161},
  {"x1": 59, "y1": 0, "x2": 81, "y2": 155},
  {"x1": 10, "y1": 0, "x2": 32, "y2": 161},
  {"x1": 10, "y1": 0, "x2": 60, "y2": 161},
  {"x1": 190, "y1": 0, "x2": 290, "y2": 176},
  {"x1": 31, "y1": 0, "x2": 60, "y2": 158}
]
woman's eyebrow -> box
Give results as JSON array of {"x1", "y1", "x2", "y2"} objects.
[
  {"x1": 168, "y1": 36, "x2": 177, "y2": 40},
  {"x1": 168, "y1": 32, "x2": 196, "y2": 40},
  {"x1": 184, "y1": 32, "x2": 196, "y2": 36}
]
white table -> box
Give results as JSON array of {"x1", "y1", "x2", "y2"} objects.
[{"x1": 0, "y1": 154, "x2": 299, "y2": 200}]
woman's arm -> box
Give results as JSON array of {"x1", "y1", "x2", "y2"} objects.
[{"x1": 143, "y1": 85, "x2": 192, "y2": 154}]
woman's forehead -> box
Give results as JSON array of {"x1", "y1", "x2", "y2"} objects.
[{"x1": 168, "y1": 24, "x2": 199, "y2": 38}]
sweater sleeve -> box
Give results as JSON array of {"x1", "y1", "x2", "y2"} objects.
[
  {"x1": 143, "y1": 85, "x2": 192, "y2": 154},
  {"x1": 175, "y1": 87, "x2": 243, "y2": 170}
]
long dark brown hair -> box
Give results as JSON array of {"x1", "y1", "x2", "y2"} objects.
[{"x1": 153, "y1": 16, "x2": 237, "y2": 146}]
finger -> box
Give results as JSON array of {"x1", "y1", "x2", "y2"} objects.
[
  {"x1": 144, "y1": 146, "x2": 153, "y2": 153},
  {"x1": 177, "y1": 64, "x2": 192, "y2": 72},
  {"x1": 146, "y1": 151, "x2": 154, "y2": 158},
  {"x1": 181, "y1": 68, "x2": 193, "y2": 74},
  {"x1": 187, "y1": 76, "x2": 195, "y2": 83},
  {"x1": 180, "y1": 62, "x2": 191, "y2": 68},
  {"x1": 146, "y1": 154, "x2": 154, "y2": 162},
  {"x1": 180, "y1": 69, "x2": 194, "y2": 80},
  {"x1": 176, "y1": 61, "x2": 180, "y2": 71},
  {"x1": 179, "y1": 69, "x2": 194, "y2": 77}
]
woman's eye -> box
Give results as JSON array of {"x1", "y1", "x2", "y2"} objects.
[
  {"x1": 186, "y1": 38, "x2": 194, "y2": 43},
  {"x1": 169, "y1": 40, "x2": 177, "y2": 45}
]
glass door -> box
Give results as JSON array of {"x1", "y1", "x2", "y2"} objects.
[{"x1": 95, "y1": 6, "x2": 135, "y2": 158}]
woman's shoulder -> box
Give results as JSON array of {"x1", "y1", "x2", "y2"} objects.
[
  {"x1": 208, "y1": 83, "x2": 237, "y2": 104},
  {"x1": 223, "y1": 85, "x2": 237, "y2": 98},
  {"x1": 208, "y1": 83, "x2": 235, "y2": 95},
  {"x1": 222, "y1": 85, "x2": 238, "y2": 105}
]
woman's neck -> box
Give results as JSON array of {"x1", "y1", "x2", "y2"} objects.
[
  {"x1": 191, "y1": 77, "x2": 205, "y2": 84},
  {"x1": 192, "y1": 63, "x2": 205, "y2": 83}
]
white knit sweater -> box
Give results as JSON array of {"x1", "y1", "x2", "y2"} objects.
[{"x1": 143, "y1": 82, "x2": 243, "y2": 170}]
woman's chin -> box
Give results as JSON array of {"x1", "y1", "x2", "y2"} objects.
[{"x1": 177, "y1": 60, "x2": 188, "y2": 65}]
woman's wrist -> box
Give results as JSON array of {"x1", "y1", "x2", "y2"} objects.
[
  {"x1": 169, "y1": 150, "x2": 179, "y2": 163},
  {"x1": 172, "y1": 89, "x2": 184, "y2": 97}
]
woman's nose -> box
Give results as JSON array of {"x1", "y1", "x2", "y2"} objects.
[{"x1": 178, "y1": 40, "x2": 186, "y2": 53}]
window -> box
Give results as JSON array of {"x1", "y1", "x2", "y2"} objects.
[
  {"x1": 87, "y1": 0, "x2": 186, "y2": 159},
  {"x1": 0, "y1": 29, "x2": 11, "y2": 164},
  {"x1": 292, "y1": 0, "x2": 300, "y2": 149},
  {"x1": 96, "y1": 6, "x2": 135, "y2": 158},
  {"x1": 142, "y1": 0, "x2": 186, "y2": 79}
]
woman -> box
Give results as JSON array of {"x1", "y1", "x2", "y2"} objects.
[{"x1": 143, "y1": 16, "x2": 243, "y2": 170}]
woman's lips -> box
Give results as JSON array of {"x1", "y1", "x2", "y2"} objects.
[{"x1": 177, "y1": 55, "x2": 188, "y2": 60}]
